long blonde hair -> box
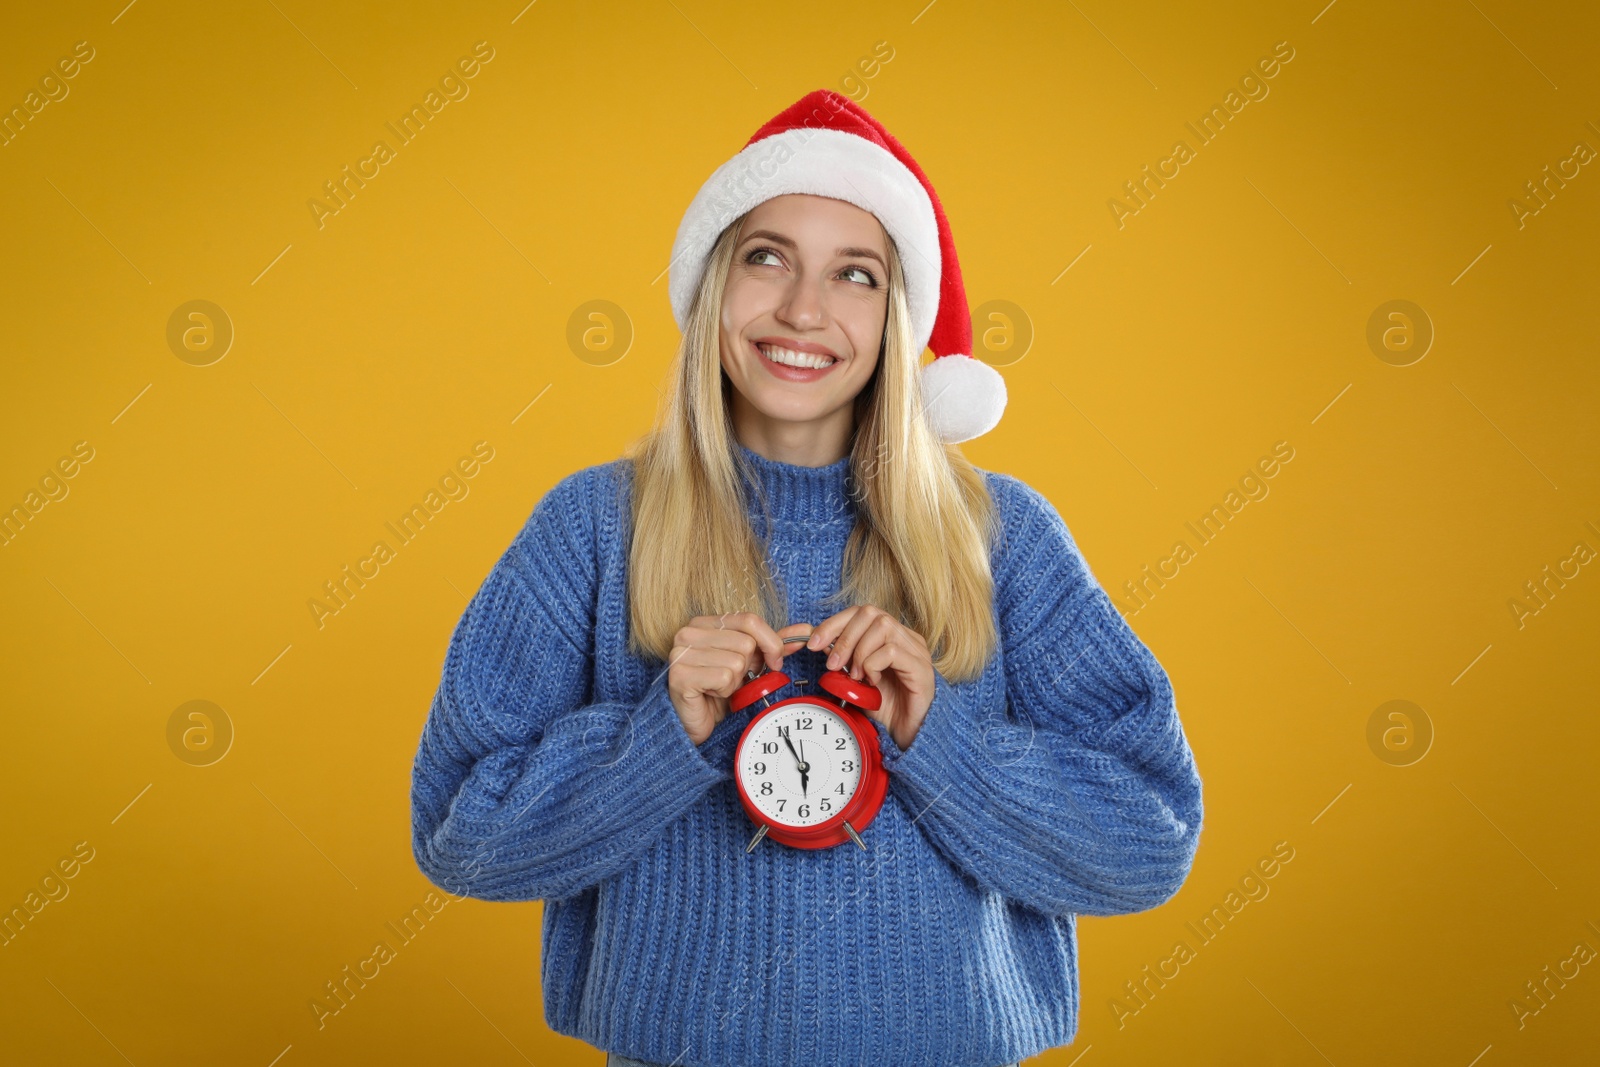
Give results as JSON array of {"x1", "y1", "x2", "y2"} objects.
[{"x1": 624, "y1": 213, "x2": 999, "y2": 681}]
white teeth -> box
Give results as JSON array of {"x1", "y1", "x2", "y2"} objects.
[{"x1": 759, "y1": 344, "x2": 836, "y2": 370}]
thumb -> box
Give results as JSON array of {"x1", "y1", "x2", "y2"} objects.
[{"x1": 775, "y1": 623, "x2": 815, "y2": 666}]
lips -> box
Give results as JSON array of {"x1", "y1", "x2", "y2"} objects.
[
  {"x1": 751, "y1": 339, "x2": 840, "y2": 381},
  {"x1": 753, "y1": 337, "x2": 840, "y2": 370}
]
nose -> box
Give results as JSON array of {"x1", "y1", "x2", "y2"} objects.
[{"x1": 775, "y1": 273, "x2": 826, "y2": 332}]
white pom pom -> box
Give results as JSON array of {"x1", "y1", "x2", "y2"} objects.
[{"x1": 919, "y1": 354, "x2": 1007, "y2": 443}]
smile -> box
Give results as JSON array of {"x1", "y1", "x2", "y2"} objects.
[{"x1": 755, "y1": 341, "x2": 839, "y2": 371}]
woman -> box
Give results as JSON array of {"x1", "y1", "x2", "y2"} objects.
[{"x1": 410, "y1": 90, "x2": 1203, "y2": 1067}]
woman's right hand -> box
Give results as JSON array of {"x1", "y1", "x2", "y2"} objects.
[{"x1": 667, "y1": 612, "x2": 811, "y2": 745}]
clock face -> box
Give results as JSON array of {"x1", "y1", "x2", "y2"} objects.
[{"x1": 736, "y1": 702, "x2": 863, "y2": 829}]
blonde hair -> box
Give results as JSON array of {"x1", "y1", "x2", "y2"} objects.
[{"x1": 624, "y1": 212, "x2": 999, "y2": 681}]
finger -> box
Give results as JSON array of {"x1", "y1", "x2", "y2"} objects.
[
  {"x1": 723, "y1": 610, "x2": 785, "y2": 671},
  {"x1": 673, "y1": 644, "x2": 737, "y2": 683},
  {"x1": 860, "y1": 642, "x2": 890, "y2": 686},
  {"x1": 846, "y1": 617, "x2": 895, "y2": 680},
  {"x1": 679, "y1": 625, "x2": 762, "y2": 672},
  {"x1": 718, "y1": 647, "x2": 758, "y2": 695},
  {"x1": 805, "y1": 607, "x2": 858, "y2": 654},
  {"x1": 826, "y1": 606, "x2": 883, "y2": 674},
  {"x1": 686, "y1": 614, "x2": 779, "y2": 673},
  {"x1": 682, "y1": 648, "x2": 749, "y2": 698},
  {"x1": 775, "y1": 622, "x2": 815, "y2": 658},
  {"x1": 860, "y1": 641, "x2": 906, "y2": 686}
]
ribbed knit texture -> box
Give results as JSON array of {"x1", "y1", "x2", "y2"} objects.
[{"x1": 410, "y1": 443, "x2": 1204, "y2": 1067}]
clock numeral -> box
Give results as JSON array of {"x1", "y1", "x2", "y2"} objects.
[
  {"x1": 835, "y1": 737, "x2": 846, "y2": 749},
  {"x1": 798, "y1": 803, "x2": 810, "y2": 818},
  {"x1": 753, "y1": 761, "x2": 766, "y2": 774},
  {"x1": 821, "y1": 799, "x2": 831, "y2": 812},
  {"x1": 835, "y1": 783, "x2": 846, "y2": 794},
  {"x1": 841, "y1": 760, "x2": 854, "y2": 772},
  {"x1": 762, "y1": 742, "x2": 777, "y2": 754},
  {"x1": 775, "y1": 799, "x2": 785, "y2": 810},
  {"x1": 760, "y1": 782, "x2": 772, "y2": 795}
]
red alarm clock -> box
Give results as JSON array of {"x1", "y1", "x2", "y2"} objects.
[{"x1": 728, "y1": 638, "x2": 889, "y2": 853}]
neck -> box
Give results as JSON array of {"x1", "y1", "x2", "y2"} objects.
[
  {"x1": 734, "y1": 441, "x2": 856, "y2": 527},
  {"x1": 728, "y1": 401, "x2": 855, "y2": 468}
]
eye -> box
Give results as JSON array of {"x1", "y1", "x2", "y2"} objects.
[
  {"x1": 746, "y1": 246, "x2": 784, "y2": 267},
  {"x1": 840, "y1": 265, "x2": 878, "y2": 287}
]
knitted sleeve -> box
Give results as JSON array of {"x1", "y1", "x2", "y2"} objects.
[
  {"x1": 409, "y1": 467, "x2": 724, "y2": 903},
  {"x1": 875, "y1": 473, "x2": 1204, "y2": 918}
]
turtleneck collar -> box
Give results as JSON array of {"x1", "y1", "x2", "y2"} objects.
[{"x1": 734, "y1": 441, "x2": 856, "y2": 528}]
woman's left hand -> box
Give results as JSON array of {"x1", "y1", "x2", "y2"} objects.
[{"x1": 805, "y1": 605, "x2": 934, "y2": 752}]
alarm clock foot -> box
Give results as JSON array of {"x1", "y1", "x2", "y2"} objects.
[
  {"x1": 745, "y1": 824, "x2": 770, "y2": 853},
  {"x1": 842, "y1": 820, "x2": 867, "y2": 851}
]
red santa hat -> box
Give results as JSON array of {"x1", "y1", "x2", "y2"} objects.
[{"x1": 668, "y1": 89, "x2": 1007, "y2": 444}]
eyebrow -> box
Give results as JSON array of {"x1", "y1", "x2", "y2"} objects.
[{"x1": 740, "y1": 229, "x2": 886, "y2": 269}]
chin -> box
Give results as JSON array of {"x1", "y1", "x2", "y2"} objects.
[{"x1": 750, "y1": 398, "x2": 831, "y2": 423}]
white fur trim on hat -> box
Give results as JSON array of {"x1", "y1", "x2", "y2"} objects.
[
  {"x1": 669, "y1": 127, "x2": 941, "y2": 353},
  {"x1": 921, "y1": 354, "x2": 1007, "y2": 444}
]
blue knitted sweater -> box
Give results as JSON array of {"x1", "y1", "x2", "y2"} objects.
[{"x1": 410, "y1": 443, "x2": 1203, "y2": 1067}]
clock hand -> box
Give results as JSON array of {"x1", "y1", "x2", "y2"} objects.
[
  {"x1": 798, "y1": 739, "x2": 807, "y2": 796},
  {"x1": 781, "y1": 727, "x2": 801, "y2": 768}
]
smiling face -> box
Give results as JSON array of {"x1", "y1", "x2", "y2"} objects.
[{"x1": 718, "y1": 194, "x2": 891, "y2": 460}]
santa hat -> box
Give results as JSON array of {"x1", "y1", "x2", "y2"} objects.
[{"x1": 668, "y1": 89, "x2": 1007, "y2": 444}]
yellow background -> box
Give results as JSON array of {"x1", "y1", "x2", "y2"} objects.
[{"x1": 3, "y1": 0, "x2": 1597, "y2": 1063}]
